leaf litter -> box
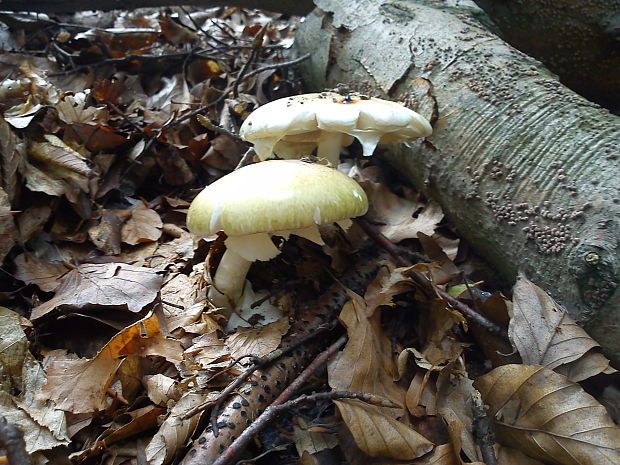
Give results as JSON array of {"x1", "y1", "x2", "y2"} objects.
[{"x1": 0, "y1": 6, "x2": 617, "y2": 465}]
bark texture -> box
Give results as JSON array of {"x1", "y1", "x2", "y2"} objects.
[
  {"x1": 1, "y1": 0, "x2": 314, "y2": 15},
  {"x1": 294, "y1": 0, "x2": 620, "y2": 362},
  {"x1": 474, "y1": 0, "x2": 620, "y2": 109}
]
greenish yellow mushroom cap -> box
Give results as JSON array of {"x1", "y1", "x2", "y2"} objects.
[{"x1": 187, "y1": 159, "x2": 368, "y2": 238}]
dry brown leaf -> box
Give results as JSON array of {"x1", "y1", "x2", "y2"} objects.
[
  {"x1": 511, "y1": 274, "x2": 615, "y2": 381},
  {"x1": 16, "y1": 204, "x2": 52, "y2": 243},
  {"x1": 293, "y1": 417, "x2": 338, "y2": 461},
  {"x1": 357, "y1": 176, "x2": 443, "y2": 243},
  {"x1": 122, "y1": 231, "x2": 195, "y2": 270},
  {"x1": 416, "y1": 443, "x2": 459, "y2": 464},
  {"x1": 31, "y1": 262, "x2": 163, "y2": 319},
  {"x1": 13, "y1": 253, "x2": 69, "y2": 292},
  {"x1": 42, "y1": 312, "x2": 182, "y2": 413},
  {"x1": 495, "y1": 444, "x2": 546, "y2": 465},
  {"x1": 29, "y1": 134, "x2": 92, "y2": 177},
  {"x1": 0, "y1": 307, "x2": 71, "y2": 457},
  {"x1": 328, "y1": 292, "x2": 405, "y2": 408},
  {"x1": 121, "y1": 202, "x2": 163, "y2": 245},
  {"x1": 474, "y1": 364, "x2": 620, "y2": 465},
  {"x1": 185, "y1": 331, "x2": 230, "y2": 369},
  {"x1": 334, "y1": 399, "x2": 433, "y2": 460},
  {"x1": 0, "y1": 187, "x2": 17, "y2": 264},
  {"x1": 0, "y1": 116, "x2": 20, "y2": 203},
  {"x1": 226, "y1": 317, "x2": 290, "y2": 360},
  {"x1": 88, "y1": 210, "x2": 123, "y2": 255},
  {"x1": 145, "y1": 390, "x2": 210, "y2": 465},
  {"x1": 145, "y1": 374, "x2": 180, "y2": 406},
  {"x1": 435, "y1": 362, "x2": 481, "y2": 463},
  {"x1": 56, "y1": 92, "x2": 108, "y2": 124}
]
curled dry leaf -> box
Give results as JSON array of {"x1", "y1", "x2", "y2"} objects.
[
  {"x1": 226, "y1": 317, "x2": 290, "y2": 361},
  {"x1": 356, "y1": 173, "x2": 443, "y2": 243},
  {"x1": 13, "y1": 253, "x2": 69, "y2": 292},
  {"x1": 293, "y1": 417, "x2": 338, "y2": 462},
  {"x1": 42, "y1": 312, "x2": 182, "y2": 413},
  {"x1": 0, "y1": 307, "x2": 70, "y2": 457},
  {"x1": 328, "y1": 292, "x2": 405, "y2": 408},
  {"x1": 334, "y1": 398, "x2": 433, "y2": 461},
  {"x1": 145, "y1": 390, "x2": 211, "y2": 465},
  {"x1": 0, "y1": 187, "x2": 17, "y2": 264},
  {"x1": 474, "y1": 364, "x2": 620, "y2": 465},
  {"x1": 31, "y1": 262, "x2": 163, "y2": 319},
  {"x1": 511, "y1": 273, "x2": 615, "y2": 381},
  {"x1": 121, "y1": 202, "x2": 163, "y2": 245}
]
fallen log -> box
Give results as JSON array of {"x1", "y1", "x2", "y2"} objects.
[{"x1": 293, "y1": 0, "x2": 620, "y2": 362}]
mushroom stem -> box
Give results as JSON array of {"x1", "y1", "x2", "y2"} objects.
[
  {"x1": 317, "y1": 131, "x2": 343, "y2": 166},
  {"x1": 208, "y1": 248, "x2": 252, "y2": 315}
]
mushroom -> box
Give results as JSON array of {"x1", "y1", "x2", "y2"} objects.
[
  {"x1": 239, "y1": 91, "x2": 432, "y2": 166},
  {"x1": 186, "y1": 159, "x2": 368, "y2": 316}
]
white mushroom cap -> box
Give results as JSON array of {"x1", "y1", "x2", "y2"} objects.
[
  {"x1": 187, "y1": 159, "x2": 368, "y2": 239},
  {"x1": 187, "y1": 159, "x2": 368, "y2": 313},
  {"x1": 239, "y1": 91, "x2": 432, "y2": 163}
]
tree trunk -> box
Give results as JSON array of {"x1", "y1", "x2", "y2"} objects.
[
  {"x1": 473, "y1": 0, "x2": 620, "y2": 110},
  {"x1": 0, "y1": 0, "x2": 314, "y2": 15},
  {"x1": 293, "y1": 0, "x2": 620, "y2": 362}
]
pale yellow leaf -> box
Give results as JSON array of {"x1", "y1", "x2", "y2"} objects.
[{"x1": 226, "y1": 317, "x2": 290, "y2": 360}]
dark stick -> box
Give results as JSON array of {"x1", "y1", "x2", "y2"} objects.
[
  {"x1": 472, "y1": 390, "x2": 497, "y2": 465},
  {"x1": 355, "y1": 218, "x2": 508, "y2": 339},
  {"x1": 183, "y1": 321, "x2": 337, "y2": 421},
  {"x1": 0, "y1": 417, "x2": 32, "y2": 465},
  {"x1": 210, "y1": 335, "x2": 369, "y2": 465}
]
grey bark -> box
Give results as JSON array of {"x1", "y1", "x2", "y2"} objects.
[
  {"x1": 293, "y1": 0, "x2": 620, "y2": 362},
  {"x1": 0, "y1": 0, "x2": 314, "y2": 15}
]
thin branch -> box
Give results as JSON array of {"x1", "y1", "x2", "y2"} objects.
[
  {"x1": 472, "y1": 389, "x2": 497, "y2": 465},
  {"x1": 356, "y1": 218, "x2": 508, "y2": 339},
  {"x1": 242, "y1": 53, "x2": 311, "y2": 80},
  {"x1": 210, "y1": 335, "x2": 390, "y2": 465},
  {"x1": 183, "y1": 320, "x2": 337, "y2": 421}
]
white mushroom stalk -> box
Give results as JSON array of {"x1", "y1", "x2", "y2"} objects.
[
  {"x1": 186, "y1": 160, "x2": 369, "y2": 316},
  {"x1": 239, "y1": 91, "x2": 432, "y2": 166}
]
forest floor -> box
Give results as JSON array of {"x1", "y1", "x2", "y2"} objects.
[{"x1": 0, "y1": 6, "x2": 618, "y2": 465}]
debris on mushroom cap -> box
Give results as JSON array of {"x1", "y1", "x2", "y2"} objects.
[
  {"x1": 186, "y1": 159, "x2": 369, "y2": 237},
  {"x1": 239, "y1": 91, "x2": 432, "y2": 160}
]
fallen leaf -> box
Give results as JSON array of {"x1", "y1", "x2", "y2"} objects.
[
  {"x1": 226, "y1": 317, "x2": 290, "y2": 360},
  {"x1": 0, "y1": 187, "x2": 17, "y2": 264},
  {"x1": 13, "y1": 253, "x2": 69, "y2": 292},
  {"x1": 356, "y1": 175, "x2": 443, "y2": 242},
  {"x1": 121, "y1": 202, "x2": 163, "y2": 245},
  {"x1": 145, "y1": 390, "x2": 210, "y2": 465},
  {"x1": 31, "y1": 262, "x2": 163, "y2": 319},
  {"x1": 0, "y1": 307, "x2": 70, "y2": 457},
  {"x1": 88, "y1": 210, "x2": 123, "y2": 255},
  {"x1": 334, "y1": 399, "x2": 433, "y2": 460},
  {"x1": 328, "y1": 292, "x2": 405, "y2": 408},
  {"x1": 29, "y1": 134, "x2": 92, "y2": 177},
  {"x1": 510, "y1": 274, "x2": 614, "y2": 380},
  {"x1": 474, "y1": 364, "x2": 620, "y2": 465},
  {"x1": 42, "y1": 312, "x2": 182, "y2": 413},
  {"x1": 293, "y1": 416, "x2": 338, "y2": 461}
]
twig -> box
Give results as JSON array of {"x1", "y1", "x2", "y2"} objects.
[
  {"x1": 242, "y1": 53, "x2": 311, "y2": 80},
  {"x1": 472, "y1": 390, "x2": 497, "y2": 465},
  {"x1": 356, "y1": 218, "x2": 508, "y2": 339},
  {"x1": 213, "y1": 391, "x2": 398, "y2": 465},
  {"x1": 183, "y1": 321, "x2": 337, "y2": 421},
  {"x1": 211, "y1": 336, "x2": 381, "y2": 465},
  {"x1": 232, "y1": 24, "x2": 267, "y2": 98},
  {"x1": 196, "y1": 114, "x2": 243, "y2": 141},
  {"x1": 0, "y1": 417, "x2": 32, "y2": 465}
]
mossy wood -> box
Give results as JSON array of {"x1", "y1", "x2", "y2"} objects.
[{"x1": 294, "y1": 0, "x2": 620, "y2": 361}]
